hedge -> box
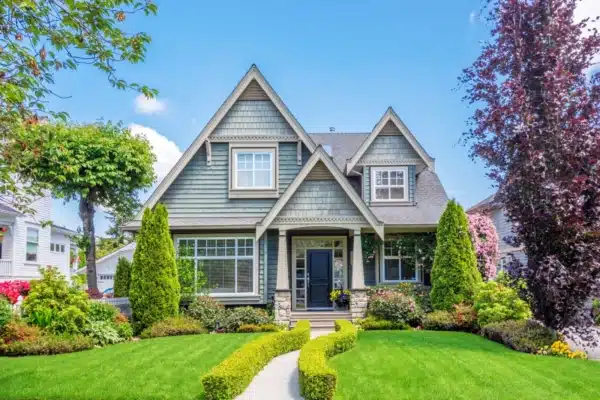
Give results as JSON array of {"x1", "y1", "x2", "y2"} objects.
[
  {"x1": 298, "y1": 320, "x2": 358, "y2": 400},
  {"x1": 201, "y1": 320, "x2": 310, "y2": 400}
]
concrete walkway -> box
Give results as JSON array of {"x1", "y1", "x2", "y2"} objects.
[{"x1": 236, "y1": 329, "x2": 333, "y2": 400}]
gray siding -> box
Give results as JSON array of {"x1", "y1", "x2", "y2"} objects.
[
  {"x1": 491, "y1": 208, "x2": 527, "y2": 265},
  {"x1": 357, "y1": 122, "x2": 425, "y2": 166},
  {"x1": 159, "y1": 142, "x2": 309, "y2": 217},
  {"x1": 363, "y1": 166, "x2": 416, "y2": 206},
  {"x1": 275, "y1": 180, "x2": 367, "y2": 221},
  {"x1": 210, "y1": 100, "x2": 297, "y2": 139}
]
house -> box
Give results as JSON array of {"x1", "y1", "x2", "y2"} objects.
[
  {"x1": 0, "y1": 194, "x2": 78, "y2": 282},
  {"x1": 74, "y1": 242, "x2": 136, "y2": 294},
  {"x1": 123, "y1": 65, "x2": 448, "y2": 322},
  {"x1": 467, "y1": 193, "x2": 527, "y2": 270}
]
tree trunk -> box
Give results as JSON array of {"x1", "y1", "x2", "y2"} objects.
[{"x1": 79, "y1": 194, "x2": 98, "y2": 291}]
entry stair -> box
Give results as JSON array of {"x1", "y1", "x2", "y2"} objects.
[{"x1": 290, "y1": 310, "x2": 352, "y2": 330}]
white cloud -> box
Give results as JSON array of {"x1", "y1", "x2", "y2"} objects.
[
  {"x1": 134, "y1": 94, "x2": 167, "y2": 115},
  {"x1": 575, "y1": 0, "x2": 600, "y2": 66},
  {"x1": 129, "y1": 123, "x2": 182, "y2": 182},
  {"x1": 469, "y1": 10, "x2": 477, "y2": 24}
]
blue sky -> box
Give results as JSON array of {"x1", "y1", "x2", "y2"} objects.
[{"x1": 45, "y1": 0, "x2": 583, "y2": 234}]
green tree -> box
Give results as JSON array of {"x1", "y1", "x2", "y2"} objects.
[
  {"x1": 3, "y1": 122, "x2": 156, "y2": 290},
  {"x1": 0, "y1": 0, "x2": 158, "y2": 211},
  {"x1": 129, "y1": 204, "x2": 180, "y2": 332},
  {"x1": 113, "y1": 257, "x2": 132, "y2": 298},
  {"x1": 430, "y1": 200, "x2": 481, "y2": 310}
]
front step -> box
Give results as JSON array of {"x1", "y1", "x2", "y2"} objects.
[{"x1": 290, "y1": 311, "x2": 352, "y2": 329}]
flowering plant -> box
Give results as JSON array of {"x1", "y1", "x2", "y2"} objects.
[
  {"x1": 0, "y1": 280, "x2": 31, "y2": 304},
  {"x1": 537, "y1": 340, "x2": 587, "y2": 360},
  {"x1": 467, "y1": 213, "x2": 499, "y2": 280},
  {"x1": 330, "y1": 289, "x2": 351, "y2": 304}
]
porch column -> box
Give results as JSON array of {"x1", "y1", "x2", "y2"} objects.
[
  {"x1": 350, "y1": 229, "x2": 368, "y2": 321},
  {"x1": 274, "y1": 229, "x2": 291, "y2": 324}
]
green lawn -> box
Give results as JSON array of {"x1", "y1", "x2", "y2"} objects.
[
  {"x1": 330, "y1": 331, "x2": 600, "y2": 400},
  {"x1": 0, "y1": 333, "x2": 261, "y2": 400}
]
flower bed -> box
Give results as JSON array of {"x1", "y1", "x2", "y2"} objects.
[
  {"x1": 201, "y1": 320, "x2": 310, "y2": 400},
  {"x1": 298, "y1": 320, "x2": 357, "y2": 400}
]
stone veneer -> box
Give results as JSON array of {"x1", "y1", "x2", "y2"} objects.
[
  {"x1": 274, "y1": 289, "x2": 292, "y2": 324},
  {"x1": 350, "y1": 289, "x2": 368, "y2": 321}
]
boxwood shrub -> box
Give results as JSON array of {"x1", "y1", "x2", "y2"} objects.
[
  {"x1": 0, "y1": 334, "x2": 94, "y2": 356},
  {"x1": 141, "y1": 317, "x2": 205, "y2": 339},
  {"x1": 298, "y1": 320, "x2": 357, "y2": 400},
  {"x1": 357, "y1": 316, "x2": 409, "y2": 331},
  {"x1": 481, "y1": 319, "x2": 557, "y2": 353},
  {"x1": 202, "y1": 320, "x2": 310, "y2": 400}
]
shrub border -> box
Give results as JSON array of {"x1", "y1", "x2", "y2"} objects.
[
  {"x1": 298, "y1": 320, "x2": 358, "y2": 400},
  {"x1": 201, "y1": 320, "x2": 310, "y2": 400}
]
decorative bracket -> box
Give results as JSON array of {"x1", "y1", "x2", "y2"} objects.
[
  {"x1": 206, "y1": 139, "x2": 212, "y2": 166},
  {"x1": 297, "y1": 141, "x2": 302, "y2": 165}
]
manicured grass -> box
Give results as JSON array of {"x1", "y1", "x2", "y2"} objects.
[
  {"x1": 330, "y1": 331, "x2": 600, "y2": 400},
  {"x1": 0, "y1": 333, "x2": 262, "y2": 400}
]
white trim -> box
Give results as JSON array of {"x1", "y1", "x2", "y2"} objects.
[
  {"x1": 346, "y1": 107, "x2": 435, "y2": 174},
  {"x1": 174, "y1": 234, "x2": 257, "y2": 296},
  {"x1": 134, "y1": 65, "x2": 317, "y2": 219},
  {"x1": 291, "y1": 236, "x2": 347, "y2": 311},
  {"x1": 230, "y1": 147, "x2": 277, "y2": 191},
  {"x1": 256, "y1": 146, "x2": 384, "y2": 239},
  {"x1": 370, "y1": 166, "x2": 409, "y2": 202}
]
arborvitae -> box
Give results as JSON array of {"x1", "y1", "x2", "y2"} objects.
[
  {"x1": 113, "y1": 257, "x2": 132, "y2": 298},
  {"x1": 129, "y1": 204, "x2": 180, "y2": 332},
  {"x1": 430, "y1": 200, "x2": 481, "y2": 310}
]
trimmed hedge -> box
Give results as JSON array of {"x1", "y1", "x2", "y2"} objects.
[
  {"x1": 298, "y1": 320, "x2": 358, "y2": 400},
  {"x1": 201, "y1": 320, "x2": 310, "y2": 400},
  {"x1": 481, "y1": 319, "x2": 557, "y2": 354},
  {"x1": 140, "y1": 317, "x2": 205, "y2": 339},
  {"x1": 358, "y1": 316, "x2": 409, "y2": 331},
  {"x1": 0, "y1": 334, "x2": 94, "y2": 356}
]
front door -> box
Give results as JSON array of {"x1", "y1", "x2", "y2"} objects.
[{"x1": 307, "y1": 249, "x2": 332, "y2": 308}]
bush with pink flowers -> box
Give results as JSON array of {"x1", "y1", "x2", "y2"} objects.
[
  {"x1": 367, "y1": 291, "x2": 423, "y2": 327},
  {"x1": 0, "y1": 280, "x2": 30, "y2": 304},
  {"x1": 467, "y1": 213, "x2": 499, "y2": 280}
]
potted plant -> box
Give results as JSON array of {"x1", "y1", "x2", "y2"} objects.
[{"x1": 330, "y1": 289, "x2": 351, "y2": 309}]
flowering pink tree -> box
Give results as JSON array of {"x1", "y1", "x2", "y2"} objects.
[
  {"x1": 467, "y1": 213, "x2": 499, "y2": 280},
  {"x1": 0, "y1": 281, "x2": 30, "y2": 304},
  {"x1": 461, "y1": 0, "x2": 600, "y2": 328}
]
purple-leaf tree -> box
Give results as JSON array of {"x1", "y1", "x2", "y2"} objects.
[
  {"x1": 467, "y1": 213, "x2": 499, "y2": 280},
  {"x1": 461, "y1": 0, "x2": 600, "y2": 329}
]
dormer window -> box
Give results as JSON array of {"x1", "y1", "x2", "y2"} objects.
[
  {"x1": 230, "y1": 145, "x2": 278, "y2": 198},
  {"x1": 371, "y1": 167, "x2": 408, "y2": 202}
]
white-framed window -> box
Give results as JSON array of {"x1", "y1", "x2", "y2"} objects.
[
  {"x1": 232, "y1": 148, "x2": 275, "y2": 190},
  {"x1": 380, "y1": 239, "x2": 418, "y2": 282},
  {"x1": 26, "y1": 228, "x2": 39, "y2": 262},
  {"x1": 50, "y1": 243, "x2": 65, "y2": 253},
  {"x1": 371, "y1": 167, "x2": 408, "y2": 202},
  {"x1": 177, "y1": 237, "x2": 254, "y2": 294}
]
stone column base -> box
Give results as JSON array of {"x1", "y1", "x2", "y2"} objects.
[
  {"x1": 274, "y1": 289, "x2": 292, "y2": 325},
  {"x1": 350, "y1": 289, "x2": 368, "y2": 321}
]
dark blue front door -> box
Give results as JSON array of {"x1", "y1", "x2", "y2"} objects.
[{"x1": 307, "y1": 250, "x2": 332, "y2": 308}]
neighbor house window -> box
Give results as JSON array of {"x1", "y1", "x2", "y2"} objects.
[
  {"x1": 232, "y1": 148, "x2": 275, "y2": 190},
  {"x1": 50, "y1": 243, "x2": 65, "y2": 253},
  {"x1": 177, "y1": 237, "x2": 254, "y2": 294},
  {"x1": 381, "y1": 239, "x2": 418, "y2": 282},
  {"x1": 371, "y1": 167, "x2": 408, "y2": 201},
  {"x1": 26, "y1": 228, "x2": 39, "y2": 262}
]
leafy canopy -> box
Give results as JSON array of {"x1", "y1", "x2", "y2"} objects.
[{"x1": 461, "y1": 0, "x2": 600, "y2": 328}]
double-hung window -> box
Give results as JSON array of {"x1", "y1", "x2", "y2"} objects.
[
  {"x1": 381, "y1": 239, "x2": 418, "y2": 282},
  {"x1": 26, "y1": 228, "x2": 39, "y2": 262},
  {"x1": 177, "y1": 237, "x2": 254, "y2": 294},
  {"x1": 232, "y1": 149, "x2": 275, "y2": 190},
  {"x1": 371, "y1": 167, "x2": 408, "y2": 202}
]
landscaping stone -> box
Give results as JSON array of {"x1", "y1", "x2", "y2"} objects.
[
  {"x1": 274, "y1": 290, "x2": 292, "y2": 324},
  {"x1": 350, "y1": 289, "x2": 368, "y2": 321}
]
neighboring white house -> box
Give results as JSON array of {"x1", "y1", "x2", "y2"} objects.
[
  {"x1": 467, "y1": 193, "x2": 527, "y2": 270},
  {"x1": 75, "y1": 242, "x2": 136, "y2": 294},
  {"x1": 0, "y1": 195, "x2": 78, "y2": 282}
]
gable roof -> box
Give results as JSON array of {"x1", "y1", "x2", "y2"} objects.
[
  {"x1": 0, "y1": 201, "x2": 21, "y2": 216},
  {"x1": 345, "y1": 107, "x2": 435, "y2": 174},
  {"x1": 136, "y1": 65, "x2": 318, "y2": 218},
  {"x1": 256, "y1": 146, "x2": 384, "y2": 239},
  {"x1": 467, "y1": 192, "x2": 501, "y2": 214}
]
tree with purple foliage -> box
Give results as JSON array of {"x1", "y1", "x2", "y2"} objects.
[
  {"x1": 467, "y1": 213, "x2": 499, "y2": 280},
  {"x1": 461, "y1": 0, "x2": 600, "y2": 329}
]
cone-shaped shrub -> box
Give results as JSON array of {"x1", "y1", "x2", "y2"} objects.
[
  {"x1": 129, "y1": 204, "x2": 180, "y2": 332},
  {"x1": 113, "y1": 257, "x2": 132, "y2": 297},
  {"x1": 430, "y1": 200, "x2": 481, "y2": 310}
]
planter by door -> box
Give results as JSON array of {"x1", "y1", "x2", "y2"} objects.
[{"x1": 307, "y1": 249, "x2": 332, "y2": 308}]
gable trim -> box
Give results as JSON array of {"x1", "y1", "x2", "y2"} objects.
[
  {"x1": 135, "y1": 65, "x2": 317, "y2": 219},
  {"x1": 256, "y1": 146, "x2": 384, "y2": 239},
  {"x1": 345, "y1": 107, "x2": 435, "y2": 174}
]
